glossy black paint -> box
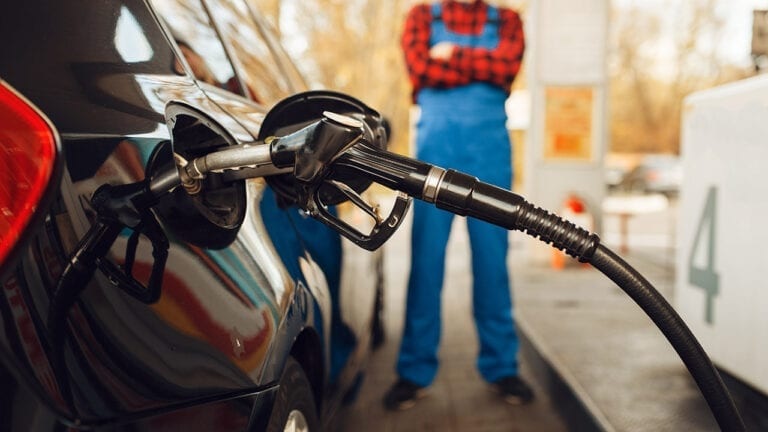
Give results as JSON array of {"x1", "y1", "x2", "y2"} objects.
[{"x1": 0, "y1": 1, "x2": 381, "y2": 430}]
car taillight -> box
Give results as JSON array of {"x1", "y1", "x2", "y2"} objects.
[{"x1": 0, "y1": 81, "x2": 59, "y2": 266}]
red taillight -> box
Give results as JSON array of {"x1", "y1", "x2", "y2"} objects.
[{"x1": 0, "y1": 81, "x2": 59, "y2": 266}]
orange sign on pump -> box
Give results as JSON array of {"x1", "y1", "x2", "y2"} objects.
[{"x1": 544, "y1": 86, "x2": 593, "y2": 162}]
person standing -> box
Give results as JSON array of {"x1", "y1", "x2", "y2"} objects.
[{"x1": 384, "y1": 0, "x2": 531, "y2": 410}]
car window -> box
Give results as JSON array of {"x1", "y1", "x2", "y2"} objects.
[
  {"x1": 205, "y1": 0, "x2": 295, "y2": 104},
  {"x1": 151, "y1": 0, "x2": 246, "y2": 96},
  {"x1": 252, "y1": 12, "x2": 310, "y2": 92}
]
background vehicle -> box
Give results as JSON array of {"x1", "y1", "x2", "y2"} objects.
[
  {"x1": 617, "y1": 153, "x2": 683, "y2": 196},
  {"x1": 0, "y1": 1, "x2": 383, "y2": 430}
]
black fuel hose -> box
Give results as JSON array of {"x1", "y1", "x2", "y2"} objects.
[
  {"x1": 590, "y1": 245, "x2": 744, "y2": 432},
  {"x1": 433, "y1": 170, "x2": 743, "y2": 431},
  {"x1": 336, "y1": 143, "x2": 745, "y2": 431}
]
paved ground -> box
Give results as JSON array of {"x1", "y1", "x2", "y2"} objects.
[
  {"x1": 336, "y1": 213, "x2": 569, "y2": 432},
  {"x1": 336, "y1": 194, "x2": 766, "y2": 431}
]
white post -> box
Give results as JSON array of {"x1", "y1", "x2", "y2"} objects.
[{"x1": 523, "y1": 0, "x2": 609, "y2": 263}]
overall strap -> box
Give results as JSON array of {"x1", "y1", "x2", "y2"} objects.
[
  {"x1": 486, "y1": 4, "x2": 499, "y2": 24},
  {"x1": 431, "y1": 2, "x2": 442, "y2": 21}
]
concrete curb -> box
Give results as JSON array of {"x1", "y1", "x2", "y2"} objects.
[{"x1": 517, "y1": 314, "x2": 615, "y2": 432}]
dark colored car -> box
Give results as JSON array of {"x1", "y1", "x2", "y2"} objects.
[{"x1": 0, "y1": 1, "x2": 384, "y2": 430}]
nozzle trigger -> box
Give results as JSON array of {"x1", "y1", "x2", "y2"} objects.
[{"x1": 307, "y1": 181, "x2": 411, "y2": 251}]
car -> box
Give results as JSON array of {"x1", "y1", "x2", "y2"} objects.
[
  {"x1": 617, "y1": 153, "x2": 683, "y2": 196},
  {"x1": 604, "y1": 164, "x2": 627, "y2": 191},
  {"x1": 0, "y1": 1, "x2": 385, "y2": 431}
]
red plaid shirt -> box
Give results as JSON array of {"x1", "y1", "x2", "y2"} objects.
[{"x1": 401, "y1": 0, "x2": 525, "y2": 102}]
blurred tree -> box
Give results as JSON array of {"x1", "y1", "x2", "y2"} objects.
[
  {"x1": 250, "y1": 0, "x2": 413, "y2": 154},
  {"x1": 255, "y1": 0, "x2": 280, "y2": 33},
  {"x1": 609, "y1": 0, "x2": 753, "y2": 155}
]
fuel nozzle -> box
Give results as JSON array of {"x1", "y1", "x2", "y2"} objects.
[
  {"x1": 270, "y1": 111, "x2": 365, "y2": 181},
  {"x1": 270, "y1": 112, "x2": 412, "y2": 250},
  {"x1": 333, "y1": 140, "x2": 599, "y2": 261}
]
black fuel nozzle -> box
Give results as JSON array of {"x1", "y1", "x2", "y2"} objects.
[
  {"x1": 257, "y1": 111, "x2": 598, "y2": 257},
  {"x1": 267, "y1": 112, "x2": 412, "y2": 250},
  {"x1": 333, "y1": 142, "x2": 599, "y2": 261},
  {"x1": 269, "y1": 111, "x2": 365, "y2": 178}
]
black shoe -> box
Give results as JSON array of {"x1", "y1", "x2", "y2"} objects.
[
  {"x1": 383, "y1": 379, "x2": 426, "y2": 411},
  {"x1": 493, "y1": 376, "x2": 534, "y2": 405}
]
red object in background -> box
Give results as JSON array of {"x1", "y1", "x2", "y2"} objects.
[
  {"x1": 564, "y1": 194, "x2": 586, "y2": 213},
  {"x1": 552, "y1": 194, "x2": 591, "y2": 270},
  {"x1": 0, "y1": 81, "x2": 58, "y2": 266}
]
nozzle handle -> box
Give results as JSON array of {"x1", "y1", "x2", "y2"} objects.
[{"x1": 306, "y1": 184, "x2": 411, "y2": 251}]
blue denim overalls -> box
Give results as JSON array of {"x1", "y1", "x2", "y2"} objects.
[{"x1": 397, "y1": 2, "x2": 518, "y2": 387}]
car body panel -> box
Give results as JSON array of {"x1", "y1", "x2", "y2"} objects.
[{"x1": 0, "y1": 0, "x2": 379, "y2": 430}]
